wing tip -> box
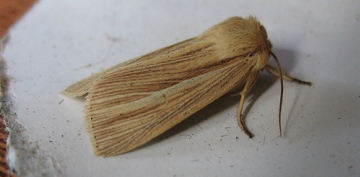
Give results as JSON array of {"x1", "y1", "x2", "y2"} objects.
[{"x1": 84, "y1": 102, "x2": 134, "y2": 157}]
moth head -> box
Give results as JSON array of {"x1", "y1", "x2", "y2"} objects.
[
  {"x1": 247, "y1": 49, "x2": 269, "y2": 70},
  {"x1": 245, "y1": 17, "x2": 273, "y2": 66}
]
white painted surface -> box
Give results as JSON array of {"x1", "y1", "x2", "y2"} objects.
[{"x1": 2, "y1": 0, "x2": 360, "y2": 176}]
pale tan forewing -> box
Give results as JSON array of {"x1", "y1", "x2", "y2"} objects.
[{"x1": 85, "y1": 49, "x2": 253, "y2": 156}]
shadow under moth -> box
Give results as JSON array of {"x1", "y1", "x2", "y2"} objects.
[{"x1": 61, "y1": 16, "x2": 311, "y2": 157}]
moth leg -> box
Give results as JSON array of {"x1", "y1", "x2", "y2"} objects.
[
  {"x1": 237, "y1": 72, "x2": 259, "y2": 138},
  {"x1": 264, "y1": 64, "x2": 312, "y2": 85}
]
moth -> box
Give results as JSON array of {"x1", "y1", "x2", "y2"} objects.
[{"x1": 61, "y1": 16, "x2": 311, "y2": 157}]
